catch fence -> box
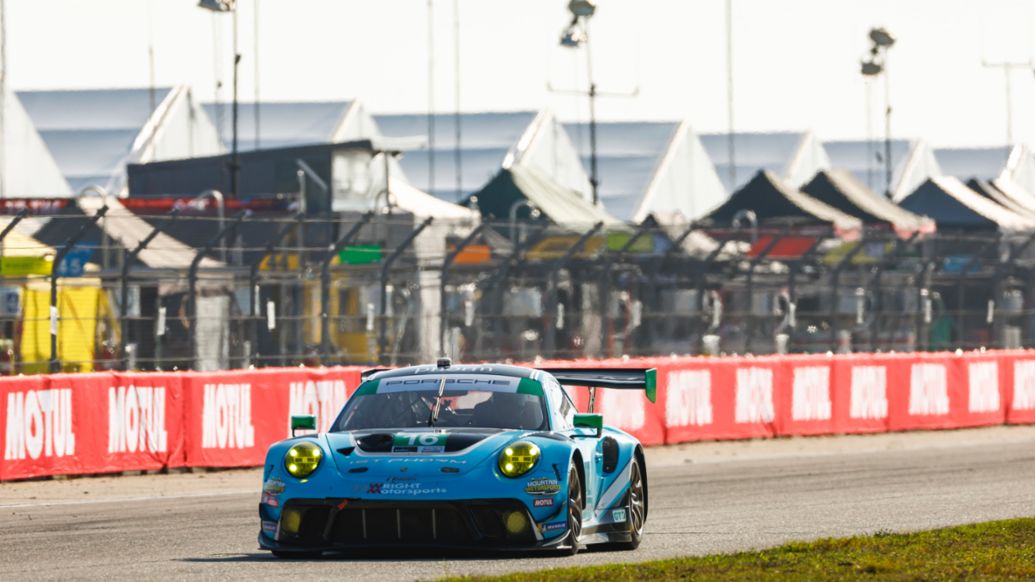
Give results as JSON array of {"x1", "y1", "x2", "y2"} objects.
[{"x1": 2, "y1": 208, "x2": 1034, "y2": 373}]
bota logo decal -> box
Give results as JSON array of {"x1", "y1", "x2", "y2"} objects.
[
  {"x1": 108, "y1": 386, "x2": 168, "y2": 454},
  {"x1": 849, "y1": 366, "x2": 888, "y2": 420},
  {"x1": 1012, "y1": 361, "x2": 1035, "y2": 411},
  {"x1": 202, "y1": 384, "x2": 255, "y2": 449},
  {"x1": 288, "y1": 380, "x2": 347, "y2": 434},
  {"x1": 967, "y1": 362, "x2": 1000, "y2": 414},
  {"x1": 909, "y1": 363, "x2": 949, "y2": 416},
  {"x1": 599, "y1": 388, "x2": 645, "y2": 431},
  {"x1": 735, "y1": 367, "x2": 774, "y2": 423},
  {"x1": 791, "y1": 366, "x2": 832, "y2": 421},
  {"x1": 4, "y1": 388, "x2": 75, "y2": 461},
  {"x1": 665, "y1": 370, "x2": 713, "y2": 427}
]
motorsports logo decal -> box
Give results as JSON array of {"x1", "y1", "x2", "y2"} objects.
[
  {"x1": 525, "y1": 476, "x2": 561, "y2": 496},
  {"x1": 391, "y1": 433, "x2": 447, "y2": 453},
  {"x1": 360, "y1": 478, "x2": 447, "y2": 496}
]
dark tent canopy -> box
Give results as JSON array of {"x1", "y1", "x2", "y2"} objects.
[
  {"x1": 801, "y1": 169, "x2": 933, "y2": 236},
  {"x1": 467, "y1": 164, "x2": 618, "y2": 231},
  {"x1": 899, "y1": 177, "x2": 1033, "y2": 231},
  {"x1": 703, "y1": 170, "x2": 860, "y2": 232}
]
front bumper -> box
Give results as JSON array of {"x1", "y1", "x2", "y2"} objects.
[{"x1": 259, "y1": 498, "x2": 567, "y2": 553}]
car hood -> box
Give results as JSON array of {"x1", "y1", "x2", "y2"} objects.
[{"x1": 324, "y1": 428, "x2": 534, "y2": 477}]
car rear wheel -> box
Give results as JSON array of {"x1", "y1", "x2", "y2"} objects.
[
  {"x1": 562, "y1": 464, "x2": 583, "y2": 556},
  {"x1": 612, "y1": 456, "x2": 645, "y2": 550}
]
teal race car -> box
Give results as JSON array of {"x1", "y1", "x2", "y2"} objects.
[{"x1": 258, "y1": 359, "x2": 656, "y2": 557}]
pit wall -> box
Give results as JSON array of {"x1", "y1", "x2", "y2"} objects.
[{"x1": 3, "y1": 351, "x2": 1034, "y2": 481}]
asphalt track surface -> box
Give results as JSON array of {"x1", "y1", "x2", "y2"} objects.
[{"x1": 3, "y1": 425, "x2": 1035, "y2": 581}]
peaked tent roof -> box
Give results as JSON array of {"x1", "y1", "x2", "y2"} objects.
[
  {"x1": 19, "y1": 86, "x2": 223, "y2": 195},
  {"x1": 801, "y1": 169, "x2": 934, "y2": 236},
  {"x1": 0, "y1": 92, "x2": 72, "y2": 197},
  {"x1": 375, "y1": 110, "x2": 592, "y2": 205},
  {"x1": 700, "y1": 131, "x2": 830, "y2": 193},
  {"x1": 704, "y1": 170, "x2": 861, "y2": 234},
  {"x1": 823, "y1": 138, "x2": 942, "y2": 201},
  {"x1": 966, "y1": 178, "x2": 1035, "y2": 219},
  {"x1": 899, "y1": 176, "x2": 1035, "y2": 231},
  {"x1": 468, "y1": 163, "x2": 618, "y2": 230},
  {"x1": 934, "y1": 146, "x2": 1011, "y2": 182},
  {"x1": 990, "y1": 176, "x2": 1035, "y2": 217},
  {"x1": 202, "y1": 100, "x2": 380, "y2": 151},
  {"x1": 563, "y1": 120, "x2": 727, "y2": 222}
]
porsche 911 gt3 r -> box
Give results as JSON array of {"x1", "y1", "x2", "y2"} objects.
[{"x1": 257, "y1": 359, "x2": 656, "y2": 557}]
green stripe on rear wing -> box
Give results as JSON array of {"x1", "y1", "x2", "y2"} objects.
[{"x1": 538, "y1": 368, "x2": 657, "y2": 403}]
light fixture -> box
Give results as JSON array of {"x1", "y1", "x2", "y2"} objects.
[
  {"x1": 560, "y1": 25, "x2": 586, "y2": 48},
  {"x1": 869, "y1": 27, "x2": 895, "y2": 48},
  {"x1": 197, "y1": 0, "x2": 235, "y2": 12},
  {"x1": 568, "y1": 0, "x2": 597, "y2": 18},
  {"x1": 860, "y1": 61, "x2": 883, "y2": 76}
]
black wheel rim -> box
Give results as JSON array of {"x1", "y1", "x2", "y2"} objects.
[
  {"x1": 568, "y1": 469, "x2": 583, "y2": 542},
  {"x1": 628, "y1": 461, "x2": 645, "y2": 536}
]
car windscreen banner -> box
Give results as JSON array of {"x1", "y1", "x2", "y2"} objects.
[{"x1": 1, "y1": 351, "x2": 1034, "y2": 481}]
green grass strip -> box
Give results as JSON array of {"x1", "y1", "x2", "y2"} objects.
[{"x1": 444, "y1": 517, "x2": 1035, "y2": 581}]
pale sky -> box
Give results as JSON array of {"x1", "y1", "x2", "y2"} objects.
[{"x1": 6, "y1": 0, "x2": 1035, "y2": 147}]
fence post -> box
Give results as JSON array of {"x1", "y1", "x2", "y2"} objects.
[
  {"x1": 319, "y1": 212, "x2": 374, "y2": 361},
  {"x1": 828, "y1": 232, "x2": 871, "y2": 353},
  {"x1": 742, "y1": 227, "x2": 788, "y2": 354},
  {"x1": 187, "y1": 210, "x2": 248, "y2": 371},
  {"x1": 378, "y1": 217, "x2": 433, "y2": 364},
  {"x1": 250, "y1": 214, "x2": 302, "y2": 368},
  {"x1": 120, "y1": 209, "x2": 179, "y2": 370},
  {"x1": 50, "y1": 206, "x2": 108, "y2": 372},
  {"x1": 865, "y1": 232, "x2": 920, "y2": 352},
  {"x1": 439, "y1": 223, "x2": 486, "y2": 358}
]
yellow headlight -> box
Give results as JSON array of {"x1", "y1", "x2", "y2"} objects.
[
  {"x1": 284, "y1": 441, "x2": 322, "y2": 478},
  {"x1": 497, "y1": 441, "x2": 540, "y2": 478}
]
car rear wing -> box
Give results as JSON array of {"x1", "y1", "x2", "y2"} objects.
[{"x1": 537, "y1": 368, "x2": 657, "y2": 403}]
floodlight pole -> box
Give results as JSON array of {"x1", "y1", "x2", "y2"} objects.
[{"x1": 231, "y1": 7, "x2": 240, "y2": 199}]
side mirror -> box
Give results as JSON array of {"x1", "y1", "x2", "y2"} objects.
[
  {"x1": 291, "y1": 415, "x2": 317, "y2": 437},
  {"x1": 573, "y1": 413, "x2": 603, "y2": 438}
]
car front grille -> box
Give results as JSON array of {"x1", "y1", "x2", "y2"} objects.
[{"x1": 278, "y1": 499, "x2": 536, "y2": 548}]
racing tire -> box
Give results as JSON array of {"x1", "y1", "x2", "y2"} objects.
[
  {"x1": 610, "y1": 456, "x2": 645, "y2": 551},
  {"x1": 562, "y1": 464, "x2": 583, "y2": 556},
  {"x1": 271, "y1": 550, "x2": 323, "y2": 559}
]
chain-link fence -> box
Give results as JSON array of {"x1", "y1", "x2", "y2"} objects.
[{"x1": 2, "y1": 208, "x2": 1034, "y2": 374}]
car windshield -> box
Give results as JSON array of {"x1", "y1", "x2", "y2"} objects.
[{"x1": 334, "y1": 388, "x2": 548, "y2": 431}]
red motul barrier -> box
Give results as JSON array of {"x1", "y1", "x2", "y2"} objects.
[{"x1": 3, "y1": 351, "x2": 1035, "y2": 481}]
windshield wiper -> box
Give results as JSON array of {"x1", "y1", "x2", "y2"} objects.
[{"x1": 427, "y1": 375, "x2": 448, "y2": 427}]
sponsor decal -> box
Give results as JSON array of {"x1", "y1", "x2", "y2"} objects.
[
  {"x1": 533, "y1": 498, "x2": 554, "y2": 507},
  {"x1": 4, "y1": 388, "x2": 75, "y2": 461},
  {"x1": 261, "y1": 520, "x2": 278, "y2": 536},
  {"x1": 542, "y1": 521, "x2": 567, "y2": 532},
  {"x1": 362, "y1": 481, "x2": 447, "y2": 496},
  {"x1": 525, "y1": 477, "x2": 561, "y2": 496},
  {"x1": 391, "y1": 433, "x2": 447, "y2": 453},
  {"x1": 202, "y1": 383, "x2": 255, "y2": 449},
  {"x1": 1014, "y1": 361, "x2": 1035, "y2": 411},
  {"x1": 262, "y1": 478, "x2": 286, "y2": 495},
  {"x1": 909, "y1": 364, "x2": 949, "y2": 416},
  {"x1": 791, "y1": 366, "x2": 832, "y2": 421},
  {"x1": 384, "y1": 457, "x2": 466, "y2": 464},
  {"x1": 260, "y1": 492, "x2": 279, "y2": 507},
  {"x1": 850, "y1": 366, "x2": 888, "y2": 420},
  {"x1": 107, "y1": 385, "x2": 168, "y2": 454},
  {"x1": 611, "y1": 508, "x2": 627, "y2": 523},
  {"x1": 735, "y1": 367, "x2": 775, "y2": 423},
  {"x1": 968, "y1": 362, "x2": 1000, "y2": 413},
  {"x1": 665, "y1": 370, "x2": 713, "y2": 427},
  {"x1": 288, "y1": 380, "x2": 347, "y2": 435}
]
